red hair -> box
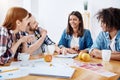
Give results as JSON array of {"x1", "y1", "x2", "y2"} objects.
[{"x1": 3, "y1": 7, "x2": 28, "y2": 30}]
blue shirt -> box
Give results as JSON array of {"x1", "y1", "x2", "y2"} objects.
[
  {"x1": 58, "y1": 29, "x2": 93, "y2": 51},
  {"x1": 90, "y1": 30, "x2": 120, "y2": 52}
]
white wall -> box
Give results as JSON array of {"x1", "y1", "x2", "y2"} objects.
[
  {"x1": 37, "y1": 0, "x2": 85, "y2": 44},
  {"x1": 0, "y1": 0, "x2": 24, "y2": 25},
  {"x1": 89, "y1": 0, "x2": 120, "y2": 41},
  {"x1": 33, "y1": 0, "x2": 120, "y2": 43},
  {"x1": 0, "y1": 0, "x2": 120, "y2": 43},
  {"x1": 0, "y1": 0, "x2": 31, "y2": 25}
]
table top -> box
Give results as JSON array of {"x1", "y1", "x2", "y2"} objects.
[{"x1": 2, "y1": 54, "x2": 120, "y2": 80}]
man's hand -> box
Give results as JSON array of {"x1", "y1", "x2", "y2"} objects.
[
  {"x1": 40, "y1": 28, "x2": 47, "y2": 38},
  {"x1": 20, "y1": 35, "x2": 35, "y2": 43}
]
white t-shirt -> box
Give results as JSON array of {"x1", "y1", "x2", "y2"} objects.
[
  {"x1": 30, "y1": 34, "x2": 43, "y2": 55},
  {"x1": 110, "y1": 35, "x2": 116, "y2": 51},
  {"x1": 70, "y1": 36, "x2": 79, "y2": 48}
]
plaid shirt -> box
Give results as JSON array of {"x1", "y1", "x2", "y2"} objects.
[
  {"x1": 0, "y1": 27, "x2": 13, "y2": 65},
  {"x1": 15, "y1": 27, "x2": 55, "y2": 54},
  {"x1": 14, "y1": 32, "x2": 24, "y2": 59},
  {"x1": 34, "y1": 27, "x2": 55, "y2": 52}
]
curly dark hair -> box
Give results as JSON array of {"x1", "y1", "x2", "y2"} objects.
[
  {"x1": 97, "y1": 7, "x2": 120, "y2": 30},
  {"x1": 66, "y1": 11, "x2": 84, "y2": 37}
]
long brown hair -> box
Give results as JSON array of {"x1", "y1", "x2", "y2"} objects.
[
  {"x1": 66, "y1": 11, "x2": 84, "y2": 37},
  {"x1": 2, "y1": 7, "x2": 28, "y2": 30}
]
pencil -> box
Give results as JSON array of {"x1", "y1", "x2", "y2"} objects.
[{"x1": 0, "y1": 68, "x2": 19, "y2": 73}]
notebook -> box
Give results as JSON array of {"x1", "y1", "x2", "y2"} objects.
[{"x1": 29, "y1": 63, "x2": 75, "y2": 78}]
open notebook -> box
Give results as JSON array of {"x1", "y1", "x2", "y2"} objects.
[{"x1": 29, "y1": 63, "x2": 75, "y2": 78}]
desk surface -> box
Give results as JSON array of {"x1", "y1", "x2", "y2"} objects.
[{"x1": 3, "y1": 54, "x2": 120, "y2": 80}]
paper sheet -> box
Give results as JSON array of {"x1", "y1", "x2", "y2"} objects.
[
  {"x1": 10, "y1": 58, "x2": 75, "y2": 79},
  {"x1": 74, "y1": 60, "x2": 117, "y2": 77},
  {"x1": 29, "y1": 63, "x2": 75, "y2": 78},
  {"x1": 0, "y1": 67, "x2": 29, "y2": 79},
  {"x1": 10, "y1": 58, "x2": 75, "y2": 67},
  {"x1": 10, "y1": 59, "x2": 45, "y2": 67},
  {"x1": 80, "y1": 64, "x2": 117, "y2": 77},
  {"x1": 55, "y1": 54, "x2": 78, "y2": 58}
]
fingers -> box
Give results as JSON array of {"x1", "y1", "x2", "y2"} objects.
[
  {"x1": 72, "y1": 46, "x2": 79, "y2": 51},
  {"x1": 89, "y1": 52, "x2": 94, "y2": 57},
  {"x1": 61, "y1": 47, "x2": 67, "y2": 55},
  {"x1": 41, "y1": 29, "x2": 47, "y2": 37},
  {"x1": 55, "y1": 46, "x2": 61, "y2": 54},
  {"x1": 20, "y1": 35, "x2": 34, "y2": 43},
  {"x1": 27, "y1": 35, "x2": 35, "y2": 43},
  {"x1": 66, "y1": 48, "x2": 78, "y2": 54}
]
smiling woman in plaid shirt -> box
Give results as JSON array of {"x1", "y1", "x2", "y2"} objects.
[{"x1": 0, "y1": 7, "x2": 33, "y2": 65}]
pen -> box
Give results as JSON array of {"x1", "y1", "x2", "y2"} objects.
[{"x1": 0, "y1": 68, "x2": 19, "y2": 73}]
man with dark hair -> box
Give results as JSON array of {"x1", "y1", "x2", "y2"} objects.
[
  {"x1": 22, "y1": 14, "x2": 61, "y2": 55},
  {"x1": 90, "y1": 7, "x2": 120, "y2": 61}
]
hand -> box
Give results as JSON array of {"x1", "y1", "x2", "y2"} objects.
[
  {"x1": 40, "y1": 28, "x2": 47, "y2": 38},
  {"x1": 72, "y1": 46, "x2": 79, "y2": 51},
  {"x1": 55, "y1": 45, "x2": 61, "y2": 54},
  {"x1": 90, "y1": 49, "x2": 102, "y2": 58},
  {"x1": 34, "y1": 22, "x2": 39, "y2": 30},
  {"x1": 112, "y1": 51, "x2": 120, "y2": 54},
  {"x1": 27, "y1": 35, "x2": 35, "y2": 43},
  {"x1": 60, "y1": 47, "x2": 68, "y2": 55},
  {"x1": 80, "y1": 50, "x2": 88, "y2": 53},
  {"x1": 68, "y1": 48, "x2": 78, "y2": 54},
  {"x1": 20, "y1": 35, "x2": 35, "y2": 43}
]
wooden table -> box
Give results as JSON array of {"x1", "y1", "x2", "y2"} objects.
[{"x1": 3, "y1": 54, "x2": 120, "y2": 80}]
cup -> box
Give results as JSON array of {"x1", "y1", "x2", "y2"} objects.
[
  {"x1": 18, "y1": 53, "x2": 30, "y2": 61},
  {"x1": 102, "y1": 50, "x2": 111, "y2": 61},
  {"x1": 47, "y1": 45, "x2": 55, "y2": 55}
]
